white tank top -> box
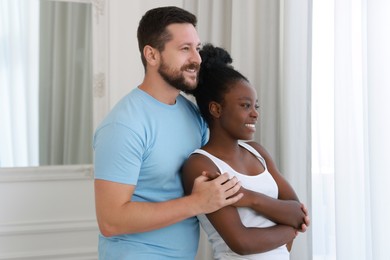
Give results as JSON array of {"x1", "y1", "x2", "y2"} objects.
[{"x1": 193, "y1": 141, "x2": 289, "y2": 260}]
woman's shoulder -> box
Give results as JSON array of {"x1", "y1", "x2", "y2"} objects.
[
  {"x1": 181, "y1": 151, "x2": 221, "y2": 195},
  {"x1": 242, "y1": 141, "x2": 269, "y2": 158},
  {"x1": 184, "y1": 151, "x2": 219, "y2": 173}
]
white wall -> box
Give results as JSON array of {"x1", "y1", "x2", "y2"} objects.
[
  {"x1": 107, "y1": 0, "x2": 184, "y2": 107},
  {"x1": 0, "y1": 165, "x2": 99, "y2": 259}
]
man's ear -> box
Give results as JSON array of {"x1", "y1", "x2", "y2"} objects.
[
  {"x1": 143, "y1": 45, "x2": 159, "y2": 66},
  {"x1": 209, "y1": 102, "x2": 222, "y2": 118}
]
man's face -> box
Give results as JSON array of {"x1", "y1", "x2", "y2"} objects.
[{"x1": 157, "y1": 24, "x2": 201, "y2": 93}]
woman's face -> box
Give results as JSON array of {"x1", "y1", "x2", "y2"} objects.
[{"x1": 218, "y1": 80, "x2": 259, "y2": 141}]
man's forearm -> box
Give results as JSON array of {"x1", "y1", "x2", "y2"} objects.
[{"x1": 97, "y1": 195, "x2": 200, "y2": 237}]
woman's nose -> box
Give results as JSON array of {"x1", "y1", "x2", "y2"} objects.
[{"x1": 251, "y1": 107, "x2": 259, "y2": 118}]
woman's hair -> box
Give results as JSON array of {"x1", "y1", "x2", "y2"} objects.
[
  {"x1": 193, "y1": 44, "x2": 248, "y2": 126},
  {"x1": 137, "y1": 6, "x2": 197, "y2": 68}
]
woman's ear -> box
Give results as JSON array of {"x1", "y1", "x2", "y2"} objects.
[
  {"x1": 143, "y1": 45, "x2": 159, "y2": 66},
  {"x1": 209, "y1": 102, "x2": 222, "y2": 118}
]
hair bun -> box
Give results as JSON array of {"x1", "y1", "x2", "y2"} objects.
[{"x1": 200, "y1": 44, "x2": 233, "y2": 69}]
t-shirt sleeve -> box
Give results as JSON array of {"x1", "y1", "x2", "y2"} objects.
[
  {"x1": 201, "y1": 118, "x2": 209, "y2": 146},
  {"x1": 93, "y1": 122, "x2": 144, "y2": 185}
]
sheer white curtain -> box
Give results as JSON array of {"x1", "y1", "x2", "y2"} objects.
[
  {"x1": 0, "y1": 0, "x2": 39, "y2": 167},
  {"x1": 312, "y1": 0, "x2": 390, "y2": 259},
  {"x1": 278, "y1": 2, "x2": 312, "y2": 259}
]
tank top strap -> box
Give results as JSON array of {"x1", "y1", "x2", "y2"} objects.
[
  {"x1": 191, "y1": 149, "x2": 228, "y2": 175},
  {"x1": 238, "y1": 141, "x2": 267, "y2": 169}
]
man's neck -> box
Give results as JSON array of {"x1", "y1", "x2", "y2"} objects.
[{"x1": 139, "y1": 78, "x2": 180, "y2": 105}]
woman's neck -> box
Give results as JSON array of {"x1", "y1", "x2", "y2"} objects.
[{"x1": 204, "y1": 132, "x2": 241, "y2": 158}]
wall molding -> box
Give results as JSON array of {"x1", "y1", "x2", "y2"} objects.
[
  {"x1": 0, "y1": 247, "x2": 97, "y2": 260},
  {"x1": 0, "y1": 219, "x2": 98, "y2": 236},
  {"x1": 0, "y1": 165, "x2": 94, "y2": 183},
  {"x1": 93, "y1": 72, "x2": 106, "y2": 98}
]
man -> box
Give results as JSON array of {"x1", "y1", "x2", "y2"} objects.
[{"x1": 93, "y1": 6, "x2": 242, "y2": 259}]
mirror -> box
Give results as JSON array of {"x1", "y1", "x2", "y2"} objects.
[
  {"x1": 0, "y1": 0, "x2": 105, "y2": 168},
  {"x1": 39, "y1": 0, "x2": 92, "y2": 166}
]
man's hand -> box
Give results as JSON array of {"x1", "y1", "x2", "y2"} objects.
[
  {"x1": 191, "y1": 172, "x2": 243, "y2": 214},
  {"x1": 201, "y1": 171, "x2": 221, "y2": 180}
]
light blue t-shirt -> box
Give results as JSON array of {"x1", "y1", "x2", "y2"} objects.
[{"x1": 93, "y1": 87, "x2": 208, "y2": 259}]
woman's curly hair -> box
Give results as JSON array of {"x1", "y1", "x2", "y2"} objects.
[{"x1": 192, "y1": 44, "x2": 248, "y2": 126}]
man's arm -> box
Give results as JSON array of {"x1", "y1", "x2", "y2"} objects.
[{"x1": 94, "y1": 173, "x2": 242, "y2": 237}]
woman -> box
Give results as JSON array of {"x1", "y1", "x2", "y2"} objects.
[{"x1": 182, "y1": 44, "x2": 309, "y2": 259}]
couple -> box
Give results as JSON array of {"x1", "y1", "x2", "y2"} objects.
[{"x1": 93, "y1": 6, "x2": 309, "y2": 260}]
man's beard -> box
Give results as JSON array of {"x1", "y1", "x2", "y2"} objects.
[{"x1": 158, "y1": 59, "x2": 199, "y2": 94}]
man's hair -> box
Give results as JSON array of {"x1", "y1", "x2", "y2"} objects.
[{"x1": 137, "y1": 6, "x2": 197, "y2": 68}]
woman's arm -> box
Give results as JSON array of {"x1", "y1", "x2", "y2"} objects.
[
  {"x1": 182, "y1": 154, "x2": 297, "y2": 255},
  {"x1": 235, "y1": 188, "x2": 307, "y2": 230},
  {"x1": 207, "y1": 205, "x2": 297, "y2": 255},
  {"x1": 234, "y1": 142, "x2": 310, "y2": 230}
]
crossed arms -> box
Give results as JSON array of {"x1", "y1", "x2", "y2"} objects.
[{"x1": 181, "y1": 142, "x2": 310, "y2": 255}]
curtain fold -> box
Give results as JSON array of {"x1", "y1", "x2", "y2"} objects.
[
  {"x1": 311, "y1": 0, "x2": 336, "y2": 258},
  {"x1": 39, "y1": 1, "x2": 93, "y2": 165},
  {"x1": 334, "y1": 0, "x2": 390, "y2": 259},
  {"x1": 313, "y1": 0, "x2": 390, "y2": 259},
  {"x1": 0, "y1": 0, "x2": 39, "y2": 167},
  {"x1": 334, "y1": 1, "x2": 370, "y2": 258},
  {"x1": 279, "y1": 1, "x2": 312, "y2": 259},
  {"x1": 366, "y1": 2, "x2": 390, "y2": 258}
]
